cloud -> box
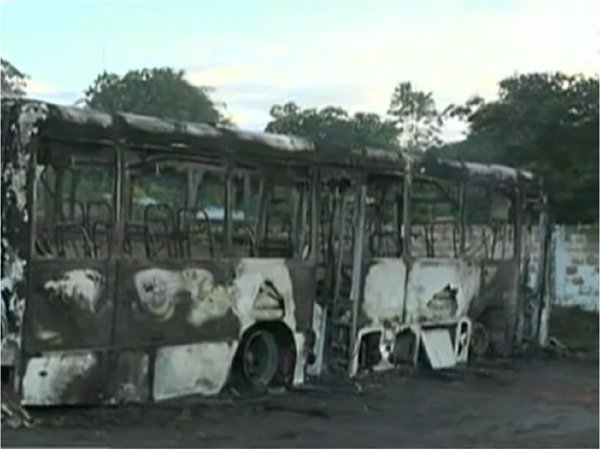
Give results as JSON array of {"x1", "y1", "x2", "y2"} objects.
[
  {"x1": 182, "y1": 0, "x2": 597, "y2": 137},
  {"x1": 26, "y1": 78, "x2": 55, "y2": 95},
  {"x1": 24, "y1": 77, "x2": 81, "y2": 105},
  {"x1": 17, "y1": 0, "x2": 597, "y2": 140}
]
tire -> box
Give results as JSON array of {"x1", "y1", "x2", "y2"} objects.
[{"x1": 239, "y1": 328, "x2": 280, "y2": 389}]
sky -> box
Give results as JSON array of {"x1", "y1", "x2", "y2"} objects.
[{"x1": 1, "y1": 0, "x2": 598, "y2": 141}]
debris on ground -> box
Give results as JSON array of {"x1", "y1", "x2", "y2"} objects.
[
  {"x1": 1, "y1": 386, "x2": 33, "y2": 429},
  {"x1": 548, "y1": 336, "x2": 569, "y2": 353}
]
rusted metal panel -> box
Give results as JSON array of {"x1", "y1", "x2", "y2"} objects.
[{"x1": 23, "y1": 260, "x2": 115, "y2": 352}]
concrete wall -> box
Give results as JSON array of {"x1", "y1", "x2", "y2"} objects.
[{"x1": 552, "y1": 225, "x2": 599, "y2": 312}]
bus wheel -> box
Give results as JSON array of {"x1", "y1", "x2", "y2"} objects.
[{"x1": 240, "y1": 328, "x2": 279, "y2": 389}]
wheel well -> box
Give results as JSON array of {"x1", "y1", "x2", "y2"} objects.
[
  {"x1": 358, "y1": 331, "x2": 383, "y2": 370},
  {"x1": 233, "y1": 321, "x2": 297, "y2": 387}
]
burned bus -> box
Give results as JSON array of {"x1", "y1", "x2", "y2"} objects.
[
  {"x1": 310, "y1": 148, "x2": 551, "y2": 376},
  {"x1": 1, "y1": 99, "x2": 551, "y2": 406}
]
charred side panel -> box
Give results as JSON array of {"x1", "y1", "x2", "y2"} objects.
[
  {"x1": 2, "y1": 102, "x2": 49, "y2": 366},
  {"x1": 286, "y1": 262, "x2": 317, "y2": 332},
  {"x1": 21, "y1": 350, "x2": 108, "y2": 405},
  {"x1": 23, "y1": 261, "x2": 114, "y2": 352},
  {"x1": 468, "y1": 261, "x2": 519, "y2": 355},
  {"x1": 106, "y1": 351, "x2": 150, "y2": 404},
  {"x1": 22, "y1": 348, "x2": 151, "y2": 405},
  {"x1": 114, "y1": 259, "x2": 240, "y2": 348}
]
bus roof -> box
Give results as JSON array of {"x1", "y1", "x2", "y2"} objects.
[{"x1": 2, "y1": 98, "x2": 539, "y2": 189}]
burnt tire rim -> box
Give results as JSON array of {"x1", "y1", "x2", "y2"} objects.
[{"x1": 242, "y1": 329, "x2": 279, "y2": 388}]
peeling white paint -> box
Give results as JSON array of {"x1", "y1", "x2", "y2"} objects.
[
  {"x1": 184, "y1": 269, "x2": 233, "y2": 327},
  {"x1": 153, "y1": 342, "x2": 237, "y2": 400},
  {"x1": 405, "y1": 260, "x2": 481, "y2": 323},
  {"x1": 0, "y1": 245, "x2": 26, "y2": 295},
  {"x1": 0, "y1": 246, "x2": 26, "y2": 346},
  {"x1": 232, "y1": 259, "x2": 305, "y2": 385},
  {"x1": 363, "y1": 259, "x2": 407, "y2": 324},
  {"x1": 355, "y1": 258, "x2": 480, "y2": 374},
  {"x1": 134, "y1": 268, "x2": 188, "y2": 321},
  {"x1": 134, "y1": 261, "x2": 295, "y2": 335},
  {"x1": 21, "y1": 352, "x2": 97, "y2": 405},
  {"x1": 233, "y1": 259, "x2": 295, "y2": 332},
  {"x1": 6, "y1": 103, "x2": 48, "y2": 222},
  {"x1": 44, "y1": 269, "x2": 104, "y2": 313},
  {"x1": 17, "y1": 102, "x2": 49, "y2": 147},
  {"x1": 306, "y1": 303, "x2": 326, "y2": 377},
  {"x1": 134, "y1": 268, "x2": 236, "y2": 326},
  {"x1": 1, "y1": 102, "x2": 49, "y2": 364},
  {"x1": 132, "y1": 260, "x2": 304, "y2": 391}
]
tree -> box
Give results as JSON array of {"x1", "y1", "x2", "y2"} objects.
[
  {"x1": 388, "y1": 82, "x2": 443, "y2": 151},
  {"x1": 82, "y1": 67, "x2": 232, "y2": 210},
  {"x1": 84, "y1": 67, "x2": 229, "y2": 124},
  {"x1": 433, "y1": 72, "x2": 599, "y2": 223},
  {"x1": 265, "y1": 102, "x2": 398, "y2": 150},
  {"x1": 1, "y1": 59, "x2": 28, "y2": 97}
]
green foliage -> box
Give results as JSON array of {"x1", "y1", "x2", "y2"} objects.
[
  {"x1": 388, "y1": 81, "x2": 443, "y2": 151},
  {"x1": 266, "y1": 83, "x2": 444, "y2": 154},
  {"x1": 434, "y1": 72, "x2": 599, "y2": 224},
  {"x1": 1, "y1": 59, "x2": 28, "y2": 97},
  {"x1": 83, "y1": 67, "x2": 232, "y2": 209},
  {"x1": 265, "y1": 102, "x2": 398, "y2": 150},
  {"x1": 84, "y1": 67, "x2": 229, "y2": 124}
]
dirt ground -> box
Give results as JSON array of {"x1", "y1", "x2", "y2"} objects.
[{"x1": 2, "y1": 356, "x2": 598, "y2": 448}]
